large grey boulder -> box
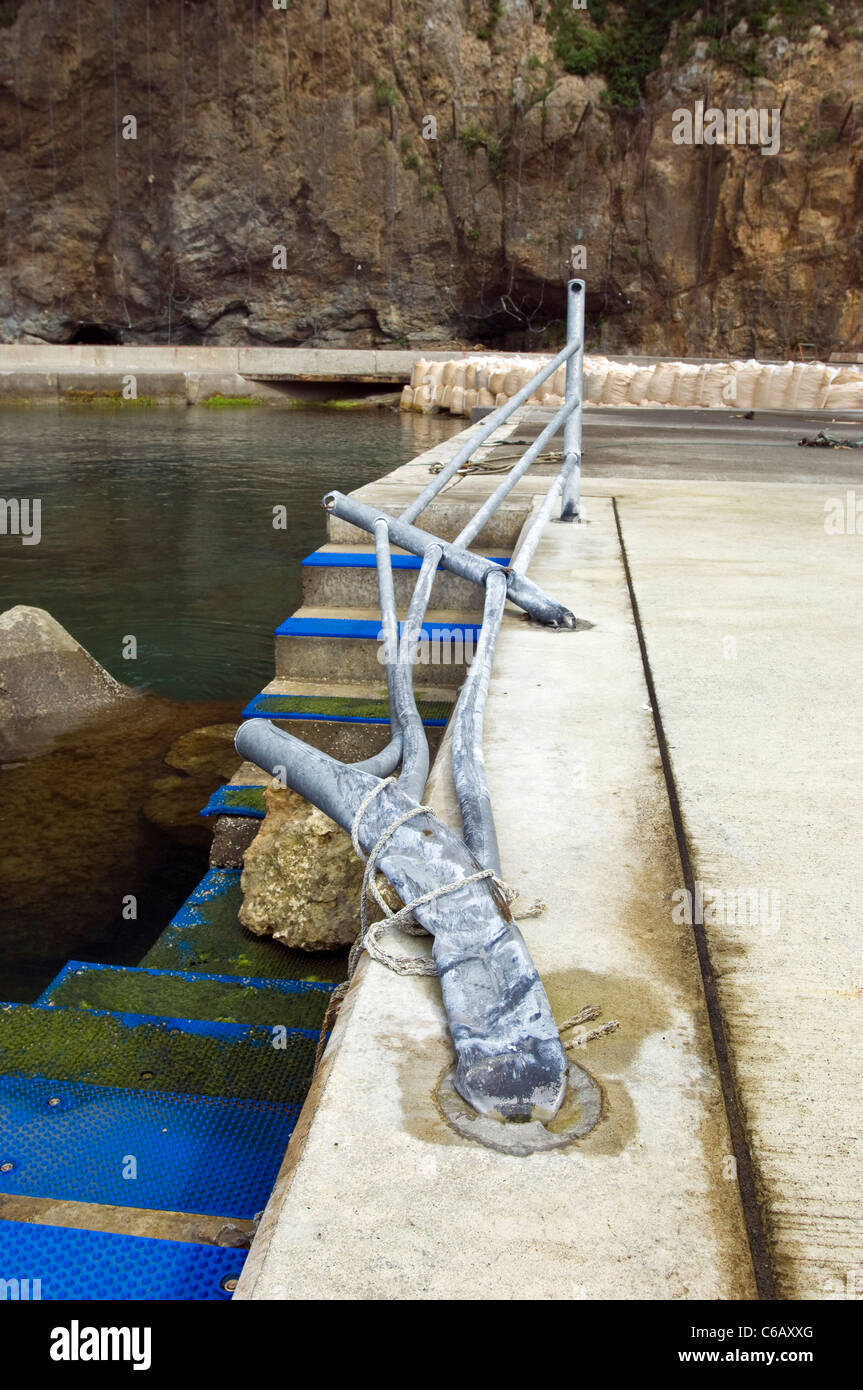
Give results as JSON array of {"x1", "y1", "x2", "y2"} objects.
[{"x1": 0, "y1": 605, "x2": 129, "y2": 759}]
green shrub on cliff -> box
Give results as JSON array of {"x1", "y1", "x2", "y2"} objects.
[{"x1": 546, "y1": 0, "x2": 834, "y2": 112}]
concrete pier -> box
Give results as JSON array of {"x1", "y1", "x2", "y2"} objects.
[
  {"x1": 230, "y1": 403, "x2": 863, "y2": 1300},
  {"x1": 0, "y1": 345, "x2": 460, "y2": 405}
]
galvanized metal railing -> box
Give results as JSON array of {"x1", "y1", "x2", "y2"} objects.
[{"x1": 236, "y1": 280, "x2": 585, "y2": 1127}]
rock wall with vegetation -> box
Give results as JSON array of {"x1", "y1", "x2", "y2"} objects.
[{"x1": 1, "y1": 0, "x2": 861, "y2": 356}]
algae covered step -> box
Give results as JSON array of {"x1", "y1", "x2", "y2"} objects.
[
  {"x1": 0, "y1": 1218, "x2": 244, "y2": 1301},
  {"x1": 1, "y1": 1073, "x2": 300, "y2": 1219},
  {"x1": 141, "y1": 867, "x2": 348, "y2": 984},
  {"x1": 37, "y1": 961, "x2": 333, "y2": 1030},
  {"x1": 0, "y1": 1003, "x2": 318, "y2": 1105}
]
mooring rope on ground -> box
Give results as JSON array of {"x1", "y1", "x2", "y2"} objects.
[{"x1": 346, "y1": 777, "x2": 545, "y2": 980}]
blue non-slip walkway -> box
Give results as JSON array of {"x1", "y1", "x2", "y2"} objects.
[
  {"x1": 0, "y1": 1220, "x2": 244, "y2": 1300},
  {"x1": 0, "y1": 533, "x2": 476, "y2": 1297},
  {"x1": 0, "y1": 1074, "x2": 299, "y2": 1219}
]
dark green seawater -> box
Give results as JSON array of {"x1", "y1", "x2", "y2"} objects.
[
  {"x1": 0, "y1": 405, "x2": 463, "y2": 1000},
  {"x1": 0, "y1": 405, "x2": 462, "y2": 699}
]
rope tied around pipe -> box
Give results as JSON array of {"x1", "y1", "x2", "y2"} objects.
[{"x1": 347, "y1": 778, "x2": 545, "y2": 980}]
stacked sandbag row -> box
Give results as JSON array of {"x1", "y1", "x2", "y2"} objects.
[
  {"x1": 400, "y1": 355, "x2": 863, "y2": 416},
  {"x1": 399, "y1": 355, "x2": 567, "y2": 417}
]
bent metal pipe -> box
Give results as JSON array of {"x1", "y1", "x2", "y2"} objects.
[
  {"x1": 235, "y1": 719, "x2": 568, "y2": 1123},
  {"x1": 237, "y1": 280, "x2": 585, "y2": 1126}
]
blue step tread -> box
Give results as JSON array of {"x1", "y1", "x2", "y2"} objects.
[
  {"x1": 36, "y1": 961, "x2": 334, "y2": 1029},
  {"x1": 0, "y1": 1003, "x2": 318, "y2": 1105},
  {"x1": 274, "y1": 616, "x2": 482, "y2": 640},
  {"x1": 301, "y1": 550, "x2": 510, "y2": 568},
  {"x1": 140, "y1": 868, "x2": 348, "y2": 984},
  {"x1": 0, "y1": 1219, "x2": 244, "y2": 1300},
  {"x1": 0, "y1": 1074, "x2": 297, "y2": 1219},
  {"x1": 200, "y1": 783, "x2": 266, "y2": 818}
]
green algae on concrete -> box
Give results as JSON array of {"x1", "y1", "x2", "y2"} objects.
[
  {"x1": 0, "y1": 1004, "x2": 317, "y2": 1104},
  {"x1": 199, "y1": 395, "x2": 264, "y2": 408},
  {"x1": 252, "y1": 693, "x2": 453, "y2": 723},
  {"x1": 61, "y1": 389, "x2": 158, "y2": 407},
  {"x1": 141, "y1": 876, "x2": 348, "y2": 985},
  {"x1": 219, "y1": 785, "x2": 267, "y2": 815},
  {"x1": 44, "y1": 964, "x2": 332, "y2": 1031}
]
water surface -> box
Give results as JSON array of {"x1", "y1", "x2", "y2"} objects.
[
  {"x1": 0, "y1": 406, "x2": 462, "y2": 699},
  {"x1": 0, "y1": 404, "x2": 463, "y2": 999}
]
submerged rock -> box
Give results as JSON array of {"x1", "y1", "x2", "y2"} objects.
[
  {"x1": 143, "y1": 723, "x2": 239, "y2": 847},
  {"x1": 239, "y1": 785, "x2": 364, "y2": 952},
  {"x1": 0, "y1": 605, "x2": 130, "y2": 760}
]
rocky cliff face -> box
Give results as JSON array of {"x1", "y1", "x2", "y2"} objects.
[{"x1": 1, "y1": 0, "x2": 861, "y2": 356}]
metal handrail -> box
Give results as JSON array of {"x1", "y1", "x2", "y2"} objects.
[{"x1": 236, "y1": 280, "x2": 585, "y2": 1126}]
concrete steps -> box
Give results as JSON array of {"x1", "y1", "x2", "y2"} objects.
[
  {"x1": 301, "y1": 545, "x2": 510, "y2": 611},
  {"x1": 326, "y1": 491, "x2": 531, "y2": 549},
  {"x1": 274, "y1": 607, "x2": 480, "y2": 686}
]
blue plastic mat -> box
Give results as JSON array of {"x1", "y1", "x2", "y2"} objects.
[
  {"x1": 301, "y1": 550, "x2": 510, "y2": 568},
  {"x1": 167, "y1": 867, "x2": 241, "y2": 928},
  {"x1": 36, "y1": 960, "x2": 334, "y2": 1009},
  {"x1": 0, "y1": 1074, "x2": 297, "y2": 1218},
  {"x1": 0, "y1": 1220, "x2": 245, "y2": 1300},
  {"x1": 0, "y1": 1003, "x2": 319, "y2": 1105}
]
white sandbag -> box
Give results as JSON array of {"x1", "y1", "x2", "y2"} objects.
[
  {"x1": 669, "y1": 366, "x2": 699, "y2": 406},
  {"x1": 450, "y1": 385, "x2": 466, "y2": 416},
  {"x1": 824, "y1": 378, "x2": 863, "y2": 409},
  {"x1": 626, "y1": 367, "x2": 655, "y2": 405},
  {"x1": 503, "y1": 368, "x2": 522, "y2": 396},
  {"x1": 753, "y1": 365, "x2": 778, "y2": 409},
  {"x1": 816, "y1": 365, "x2": 841, "y2": 408},
  {"x1": 583, "y1": 367, "x2": 608, "y2": 403},
  {"x1": 495, "y1": 392, "x2": 508, "y2": 407},
  {"x1": 732, "y1": 361, "x2": 761, "y2": 409},
  {"x1": 399, "y1": 385, "x2": 413, "y2": 411},
  {"x1": 646, "y1": 363, "x2": 679, "y2": 404},
  {"x1": 602, "y1": 366, "x2": 635, "y2": 405},
  {"x1": 763, "y1": 363, "x2": 794, "y2": 409},
  {"x1": 464, "y1": 388, "x2": 478, "y2": 413},
  {"x1": 477, "y1": 387, "x2": 495, "y2": 407}
]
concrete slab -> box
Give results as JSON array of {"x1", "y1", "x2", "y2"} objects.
[
  {"x1": 601, "y1": 476, "x2": 863, "y2": 1299},
  {"x1": 236, "y1": 496, "x2": 756, "y2": 1302}
]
